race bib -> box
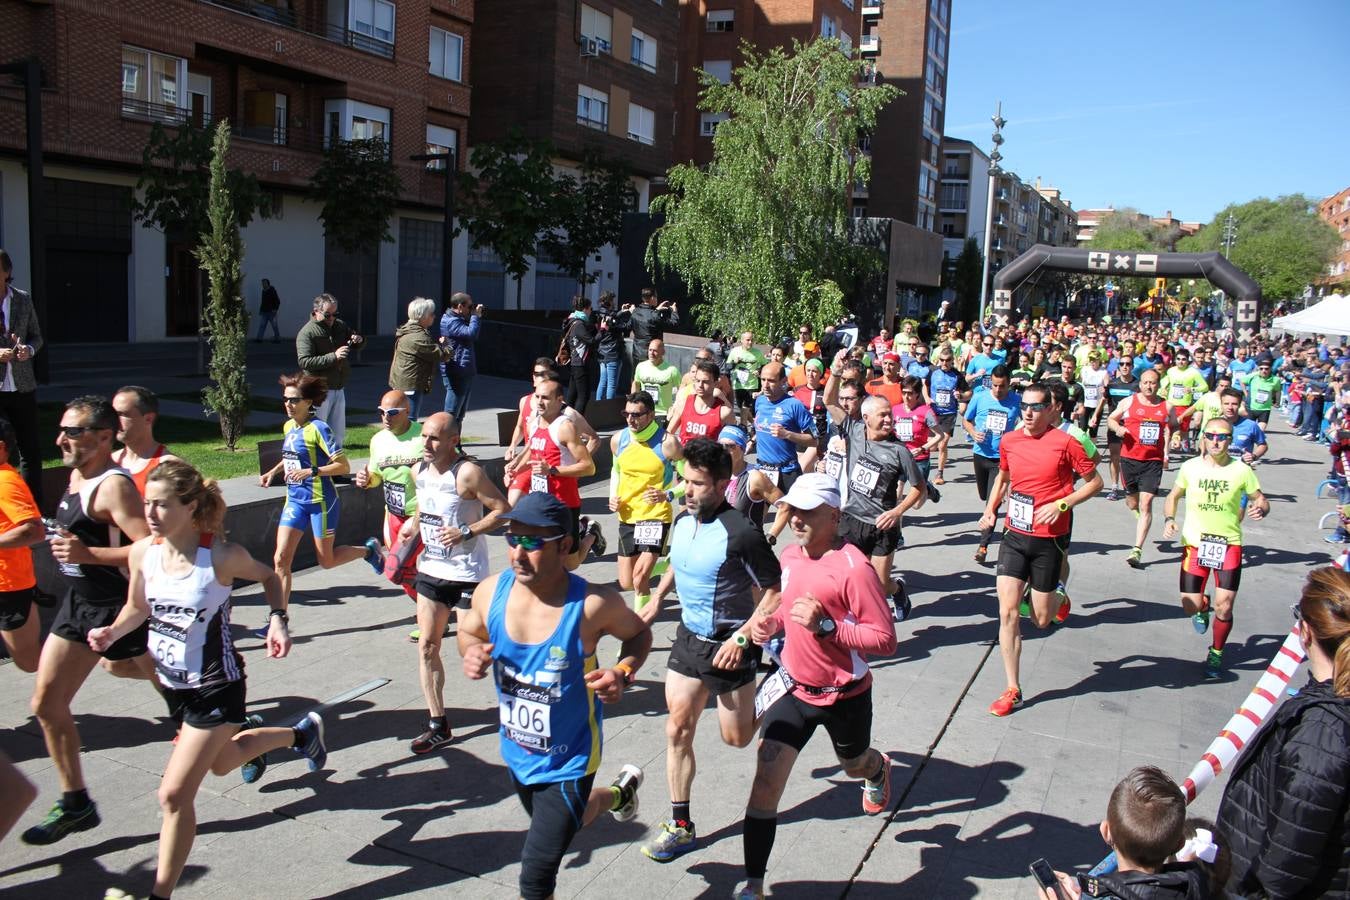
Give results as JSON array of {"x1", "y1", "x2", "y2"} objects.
[
  {"x1": 499, "y1": 695, "x2": 552, "y2": 752},
  {"x1": 685, "y1": 421, "x2": 709, "y2": 437},
  {"x1": 896, "y1": 418, "x2": 914, "y2": 443},
  {"x1": 982, "y1": 375, "x2": 993, "y2": 391},
  {"x1": 1170, "y1": 384, "x2": 1186, "y2": 401},
  {"x1": 850, "y1": 459, "x2": 882, "y2": 494},
  {"x1": 282, "y1": 451, "x2": 301, "y2": 475},
  {"x1": 1197, "y1": 533, "x2": 1228, "y2": 570},
  {"x1": 530, "y1": 470, "x2": 549, "y2": 494},
  {"x1": 383, "y1": 481, "x2": 406, "y2": 516},
  {"x1": 1254, "y1": 388, "x2": 1270, "y2": 405},
  {"x1": 1139, "y1": 421, "x2": 1161, "y2": 446},
  {"x1": 754, "y1": 667, "x2": 796, "y2": 723},
  {"x1": 633, "y1": 520, "x2": 664, "y2": 547},
  {"x1": 1008, "y1": 491, "x2": 1034, "y2": 532},
  {"x1": 935, "y1": 389, "x2": 953, "y2": 408},
  {"x1": 419, "y1": 512, "x2": 448, "y2": 560},
  {"x1": 57, "y1": 560, "x2": 83, "y2": 577},
  {"x1": 149, "y1": 623, "x2": 190, "y2": 684},
  {"x1": 733, "y1": 367, "x2": 752, "y2": 388},
  {"x1": 641, "y1": 382, "x2": 661, "y2": 399},
  {"x1": 1084, "y1": 385, "x2": 1101, "y2": 407},
  {"x1": 760, "y1": 465, "x2": 781, "y2": 487},
  {"x1": 985, "y1": 410, "x2": 1008, "y2": 436},
  {"x1": 823, "y1": 452, "x2": 844, "y2": 480}
]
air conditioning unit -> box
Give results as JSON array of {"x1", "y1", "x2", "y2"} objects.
[{"x1": 580, "y1": 37, "x2": 599, "y2": 57}]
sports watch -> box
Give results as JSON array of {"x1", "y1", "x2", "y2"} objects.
[
  {"x1": 1056, "y1": 499, "x2": 1070, "y2": 513},
  {"x1": 815, "y1": 616, "x2": 836, "y2": 638},
  {"x1": 459, "y1": 523, "x2": 473, "y2": 541}
]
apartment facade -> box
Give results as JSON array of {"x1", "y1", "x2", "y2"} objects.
[
  {"x1": 936, "y1": 136, "x2": 988, "y2": 260},
  {"x1": 0, "y1": 0, "x2": 477, "y2": 344},
  {"x1": 1317, "y1": 186, "x2": 1350, "y2": 293}
]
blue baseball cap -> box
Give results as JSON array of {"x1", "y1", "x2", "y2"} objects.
[
  {"x1": 498, "y1": 492, "x2": 571, "y2": 533},
  {"x1": 717, "y1": 425, "x2": 748, "y2": 448}
]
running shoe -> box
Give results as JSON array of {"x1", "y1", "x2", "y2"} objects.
[
  {"x1": 293, "y1": 711, "x2": 327, "y2": 772},
  {"x1": 1325, "y1": 533, "x2": 1347, "y2": 544},
  {"x1": 732, "y1": 884, "x2": 765, "y2": 900},
  {"x1": 21, "y1": 800, "x2": 101, "y2": 845},
  {"x1": 1018, "y1": 597, "x2": 1030, "y2": 618},
  {"x1": 1204, "y1": 648, "x2": 1223, "y2": 680},
  {"x1": 934, "y1": 472, "x2": 945, "y2": 486},
  {"x1": 892, "y1": 588, "x2": 912, "y2": 623},
  {"x1": 988, "y1": 688, "x2": 1023, "y2": 717},
  {"x1": 239, "y1": 714, "x2": 268, "y2": 784},
  {"x1": 861, "y1": 758, "x2": 892, "y2": 815},
  {"x1": 363, "y1": 538, "x2": 385, "y2": 576},
  {"x1": 408, "y1": 625, "x2": 453, "y2": 643},
  {"x1": 588, "y1": 519, "x2": 607, "y2": 558},
  {"x1": 104, "y1": 890, "x2": 142, "y2": 900},
  {"x1": 1126, "y1": 547, "x2": 1144, "y2": 569},
  {"x1": 1107, "y1": 487, "x2": 1122, "y2": 501},
  {"x1": 252, "y1": 624, "x2": 271, "y2": 640},
  {"x1": 411, "y1": 724, "x2": 453, "y2": 755},
  {"x1": 609, "y1": 763, "x2": 643, "y2": 822},
  {"x1": 1192, "y1": 610, "x2": 1211, "y2": 634},
  {"x1": 641, "y1": 819, "x2": 697, "y2": 862},
  {"x1": 926, "y1": 482, "x2": 942, "y2": 504},
  {"x1": 1053, "y1": 592, "x2": 1072, "y2": 625}
]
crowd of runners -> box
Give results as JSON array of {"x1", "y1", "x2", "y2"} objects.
[{"x1": 1, "y1": 299, "x2": 1349, "y2": 900}]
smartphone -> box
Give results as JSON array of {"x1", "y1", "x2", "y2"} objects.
[{"x1": 1029, "y1": 858, "x2": 1069, "y2": 900}]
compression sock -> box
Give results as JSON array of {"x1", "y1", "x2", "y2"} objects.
[
  {"x1": 62, "y1": 789, "x2": 91, "y2": 811},
  {"x1": 672, "y1": 801, "x2": 692, "y2": 828},
  {"x1": 1212, "y1": 615, "x2": 1234, "y2": 651},
  {"x1": 743, "y1": 813, "x2": 778, "y2": 880}
]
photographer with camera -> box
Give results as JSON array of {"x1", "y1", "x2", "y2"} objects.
[{"x1": 297, "y1": 293, "x2": 364, "y2": 447}]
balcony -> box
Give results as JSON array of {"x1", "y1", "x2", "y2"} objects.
[
  {"x1": 198, "y1": 0, "x2": 395, "y2": 59},
  {"x1": 859, "y1": 34, "x2": 880, "y2": 55},
  {"x1": 862, "y1": 0, "x2": 883, "y2": 17},
  {"x1": 121, "y1": 97, "x2": 194, "y2": 126}
]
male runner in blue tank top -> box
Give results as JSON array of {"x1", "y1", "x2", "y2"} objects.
[{"x1": 458, "y1": 492, "x2": 653, "y2": 900}]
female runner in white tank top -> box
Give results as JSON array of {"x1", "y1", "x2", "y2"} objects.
[{"x1": 88, "y1": 460, "x2": 327, "y2": 900}]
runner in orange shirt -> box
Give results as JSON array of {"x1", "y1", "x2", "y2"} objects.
[{"x1": 0, "y1": 417, "x2": 44, "y2": 672}]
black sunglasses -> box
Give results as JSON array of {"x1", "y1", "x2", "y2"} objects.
[
  {"x1": 283, "y1": 396, "x2": 304, "y2": 404},
  {"x1": 1023, "y1": 401, "x2": 1050, "y2": 412},
  {"x1": 58, "y1": 425, "x2": 106, "y2": 438},
  {"x1": 1202, "y1": 432, "x2": 1232, "y2": 442}
]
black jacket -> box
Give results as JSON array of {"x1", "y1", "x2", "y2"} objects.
[
  {"x1": 563, "y1": 315, "x2": 597, "y2": 368},
  {"x1": 1077, "y1": 865, "x2": 1210, "y2": 900},
  {"x1": 623, "y1": 303, "x2": 679, "y2": 345},
  {"x1": 1215, "y1": 677, "x2": 1350, "y2": 899}
]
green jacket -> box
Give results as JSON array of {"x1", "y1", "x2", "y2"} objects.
[
  {"x1": 389, "y1": 320, "x2": 452, "y2": 393},
  {"x1": 296, "y1": 317, "x2": 356, "y2": 389}
]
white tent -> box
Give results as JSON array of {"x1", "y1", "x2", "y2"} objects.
[{"x1": 1272, "y1": 293, "x2": 1350, "y2": 336}]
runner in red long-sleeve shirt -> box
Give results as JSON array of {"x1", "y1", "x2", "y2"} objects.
[{"x1": 735, "y1": 473, "x2": 898, "y2": 900}]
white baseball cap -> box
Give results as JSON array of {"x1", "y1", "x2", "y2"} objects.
[{"x1": 774, "y1": 473, "x2": 841, "y2": 511}]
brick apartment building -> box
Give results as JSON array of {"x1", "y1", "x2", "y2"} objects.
[
  {"x1": 468, "y1": 0, "x2": 677, "y2": 308},
  {"x1": 1316, "y1": 186, "x2": 1350, "y2": 294},
  {"x1": 0, "y1": 0, "x2": 472, "y2": 344}
]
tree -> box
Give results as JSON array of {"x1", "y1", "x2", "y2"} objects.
[
  {"x1": 944, "y1": 237, "x2": 983, "y2": 323},
  {"x1": 542, "y1": 149, "x2": 638, "y2": 290},
  {"x1": 647, "y1": 38, "x2": 899, "y2": 341},
  {"x1": 131, "y1": 122, "x2": 272, "y2": 235},
  {"x1": 1178, "y1": 195, "x2": 1339, "y2": 301},
  {"x1": 198, "y1": 122, "x2": 249, "y2": 450},
  {"x1": 457, "y1": 130, "x2": 561, "y2": 303},
  {"x1": 310, "y1": 138, "x2": 402, "y2": 329}
]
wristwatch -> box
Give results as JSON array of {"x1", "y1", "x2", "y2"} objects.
[
  {"x1": 733, "y1": 632, "x2": 750, "y2": 648},
  {"x1": 459, "y1": 523, "x2": 473, "y2": 541},
  {"x1": 268, "y1": 609, "x2": 289, "y2": 625},
  {"x1": 310, "y1": 466, "x2": 320, "y2": 478},
  {"x1": 815, "y1": 616, "x2": 836, "y2": 638},
  {"x1": 1056, "y1": 499, "x2": 1070, "y2": 513}
]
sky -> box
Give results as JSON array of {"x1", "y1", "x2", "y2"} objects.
[{"x1": 943, "y1": 0, "x2": 1349, "y2": 224}]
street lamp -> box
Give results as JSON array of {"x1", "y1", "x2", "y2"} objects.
[
  {"x1": 977, "y1": 101, "x2": 1004, "y2": 324},
  {"x1": 410, "y1": 148, "x2": 458, "y2": 310}
]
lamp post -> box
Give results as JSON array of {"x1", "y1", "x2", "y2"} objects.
[
  {"x1": 977, "y1": 102, "x2": 1004, "y2": 324},
  {"x1": 410, "y1": 149, "x2": 458, "y2": 310}
]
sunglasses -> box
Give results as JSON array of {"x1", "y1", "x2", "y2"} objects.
[
  {"x1": 532, "y1": 370, "x2": 550, "y2": 377},
  {"x1": 58, "y1": 425, "x2": 104, "y2": 438},
  {"x1": 1290, "y1": 603, "x2": 1302, "y2": 624},
  {"x1": 283, "y1": 396, "x2": 304, "y2": 404},
  {"x1": 377, "y1": 407, "x2": 405, "y2": 417},
  {"x1": 1203, "y1": 432, "x2": 1232, "y2": 442},
  {"x1": 624, "y1": 411, "x2": 650, "y2": 420},
  {"x1": 1023, "y1": 402, "x2": 1050, "y2": 412},
  {"x1": 505, "y1": 532, "x2": 567, "y2": 551}
]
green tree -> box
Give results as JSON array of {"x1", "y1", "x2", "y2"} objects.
[
  {"x1": 647, "y1": 38, "x2": 899, "y2": 341},
  {"x1": 542, "y1": 149, "x2": 638, "y2": 290},
  {"x1": 310, "y1": 138, "x2": 402, "y2": 329},
  {"x1": 198, "y1": 122, "x2": 249, "y2": 450},
  {"x1": 1179, "y1": 195, "x2": 1339, "y2": 301},
  {"x1": 457, "y1": 130, "x2": 561, "y2": 303},
  {"x1": 131, "y1": 122, "x2": 272, "y2": 234},
  {"x1": 943, "y1": 237, "x2": 983, "y2": 323}
]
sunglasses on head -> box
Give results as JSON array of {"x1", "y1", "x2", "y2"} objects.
[
  {"x1": 1203, "y1": 432, "x2": 1232, "y2": 442},
  {"x1": 505, "y1": 532, "x2": 566, "y2": 551}
]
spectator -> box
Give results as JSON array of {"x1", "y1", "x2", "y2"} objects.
[
  {"x1": 296, "y1": 293, "x2": 362, "y2": 448},
  {"x1": 562, "y1": 295, "x2": 598, "y2": 415},
  {"x1": 390, "y1": 297, "x2": 452, "y2": 419},
  {"x1": 1215, "y1": 566, "x2": 1350, "y2": 900},
  {"x1": 255, "y1": 277, "x2": 281, "y2": 343},
  {"x1": 440, "y1": 291, "x2": 483, "y2": 423},
  {"x1": 0, "y1": 249, "x2": 44, "y2": 506},
  {"x1": 594, "y1": 291, "x2": 624, "y2": 401},
  {"x1": 618, "y1": 288, "x2": 678, "y2": 379}
]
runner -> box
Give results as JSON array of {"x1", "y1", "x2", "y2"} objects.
[
  {"x1": 110, "y1": 386, "x2": 178, "y2": 496},
  {"x1": 1107, "y1": 369, "x2": 1177, "y2": 569},
  {"x1": 790, "y1": 358, "x2": 831, "y2": 472},
  {"x1": 88, "y1": 459, "x2": 326, "y2": 900},
  {"x1": 1161, "y1": 348, "x2": 1209, "y2": 453},
  {"x1": 752, "y1": 363, "x2": 816, "y2": 494},
  {"x1": 1041, "y1": 356, "x2": 1087, "y2": 431},
  {"x1": 727, "y1": 332, "x2": 767, "y2": 435},
  {"x1": 1103, "y1": 352, "x2": 1140, "y2": 500},
  {"x1": 457, "y1": 492, "x2": 652, "y2": 900},
  {"x1": 505, "y1": 374, "x2": 601, "y2": 569},
  {"x1": 925, "y1": 348, "x2": 970, "y2": 485},
  {"x1": 1162, "y1": 417, "x2": 1270, "y2": 679},
  {"x1": 636, "y1": 438, "x2": 782, "y2": 863},
  {"x1": 891, "y1": 376, "x2": 942, "y2": 496},
  {"x1": 632, "y1": 338, "x2": 682, "y2": 427},
  {"x1": 504, "y1": 359, "x2": 603, "y2": 464},
  {"x1": 355, "y1": 390, "x2": 423, "y2": 607},
  {"x1": 716, "y1": 426, "x2": 784, "y2": 539},
  {"x1": 1219, "y1": 388, "x2": 1268, "y2": 465},
  {"x1": 610, "y1": 390, "x2": 682, "y2": 611},
  {"x1": 667, "y1": 359, "x2": 733, "y2": 446},
  {"x1": 1080, "y1": 352, "x2": 1111, "y2": 443},
  {"x1": 965, "y1": 333, "x2": 1006, "y2": 392},
  {"x1": 963, "y1": 366, "x2": 1021, "y2": 564},
  {"x1": 23, "y1": 395, "x2": 152, "y2": 845},
  {"x1": 864, "y1": 353, "x2": 905, "y2": 408},
  {"x1": 259, "y1": 373, "x2": 382, "y2": 611},
  {"x1": 735, "y1": 474, "x2": 898, "y2": 900},
  {"x1": 0, "y1": 415, "x2": 43, "y2": 672},
  {"x1": 1243, "y1": 356, "x2": 1282, "y2": 426},
  {"x1": 980, "y1": 382, "x2": 1101, "y2": 716}
]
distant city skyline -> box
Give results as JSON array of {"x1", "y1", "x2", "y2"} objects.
[{"x1": 943, "y1": 0, "x2": 1350, "y2": 224}]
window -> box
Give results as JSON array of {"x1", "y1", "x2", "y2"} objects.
[
  {"x1": 351, "y1": 0, "x2": 395, "y2": 45},
  {"x1": 703, "y1": 59, "x2": 732, "y2": 84},
  {"x1": 425, "y1": 124, "x2": 458, "y2": 169},
  {"x1": 840, "y1": 32, "x2": 852, "y2": 54},
  {"x1": 631, "y1": 28, "x2": 657, "y2": 72},
  {"x1": 577, "y1": 84, "x2": 608, "y2": 129},
  {"x1": 700, "y1": 112, "x2": 728, "y2": 136},
  {"x1": 853, "y1": 204, "x2": 867, "y2": 218},
  {"x1": 927, "y1": 25, "x2": 947, "y2": 61},
  {"x1": 820, "y1": 15, "x2": 837, "y2": 39},
  {"x1": 939, "y1": 183, "x2": 968, "y2": 210},
  {"x1": 429, "y1": 27, "x2": 463, "y2": 81},
  {"x1": 706, "y1": 9, "x2": 734, "y2": 31},
  {"x1": 628, "y1": 103, "x2": 655, "y2": 145},
  {"x1": 580, "y1": 4, "x2": 613, "y2": 52},
  {"x1": 324, "y1": 99, "x2": 392, "y2": 149},
  {"x1": 121, "y1": 46, "x2": 187, "y2": 121},
  {"x1": 242, "y1": 91, "x2": 287, "y2": 144}
]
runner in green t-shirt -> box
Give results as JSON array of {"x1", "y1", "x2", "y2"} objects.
[
  {"x1": 1243, "y1": 358, "x2": 1282, "y2": 425},
  {"x1": 356, "y1": 390, "x2": 425, "y2": 607},
  {"x1": 1160, "y1": 349, "x2": 1210, "y2": 453},
  {"x1": 632, "y1": 338, "x2": 683, "y2": 422},
  {"x1": 727, "y1": 331, "x2": 767, "y2": 432}
]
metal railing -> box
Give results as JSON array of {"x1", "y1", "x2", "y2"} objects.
[
  {"x1": 199, "y1": 0, "x2": 395, "y2": 59},
  {"x1": 120, "y1": 97, "x2": 193, "y2": 125}
]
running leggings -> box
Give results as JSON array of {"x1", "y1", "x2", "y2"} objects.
[
  {"x1": 973, "y1": 454, "x2": 1001, "y2": 502},
  {"x1": 512, "y1": 772, "x2": 595, "y2": 899}
]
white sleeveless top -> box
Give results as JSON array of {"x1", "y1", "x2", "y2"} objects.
[
  {"x1": 143, "y1": 535, "x2": 238, "y2": 690},
  {"x1": 415, "y1": 459, "x2": 489, "y2": 583}
]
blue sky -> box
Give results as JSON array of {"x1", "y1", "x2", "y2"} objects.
[{"x1": 944, "y1": 0, "x2": 1349, "y2": 224}]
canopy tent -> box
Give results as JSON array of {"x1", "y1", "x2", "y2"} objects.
[{"x1": 1272, "y1": 294, "x2": 1350, "y2": 336}]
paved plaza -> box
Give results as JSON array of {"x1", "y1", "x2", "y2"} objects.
[{"x1": 0, "y1": 341, "x2": 1337, "y2": 898}]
